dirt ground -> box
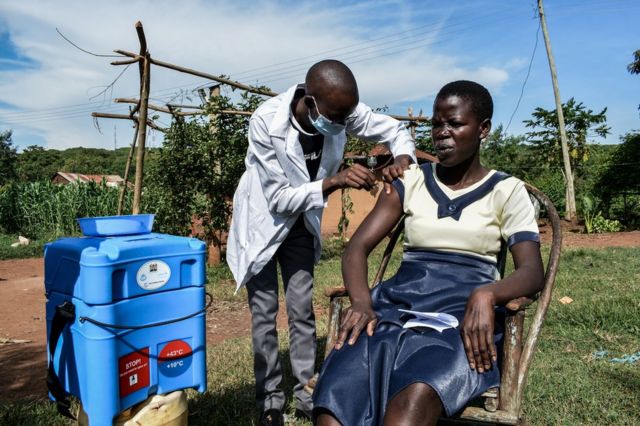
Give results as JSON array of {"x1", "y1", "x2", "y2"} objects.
[{"x1": 1, "y1": 229, "x2": 639, "y2": 402}]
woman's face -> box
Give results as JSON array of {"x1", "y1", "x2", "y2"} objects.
[{"x1": 431, "y1": 95, "x2": 490, "y2": 167}]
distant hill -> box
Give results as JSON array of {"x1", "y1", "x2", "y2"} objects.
[{"x1": 16, "y1": 146, "x2": 158, "y2": 182}]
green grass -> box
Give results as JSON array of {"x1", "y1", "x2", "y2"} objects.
[
  {"x1": 2, "y1": 245, "x2": 639, "y2": 425},
  {"x1": 0, "y1": 233, "x2": 46, "y2": 260}
]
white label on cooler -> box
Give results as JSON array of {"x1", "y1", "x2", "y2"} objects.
[{"x1": 136, "y1": 260, "x2": 171, "y2": 290}]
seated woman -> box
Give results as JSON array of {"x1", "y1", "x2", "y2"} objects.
[{"x1": 312, "y1": 80, "x2": 544, "y2": 426}]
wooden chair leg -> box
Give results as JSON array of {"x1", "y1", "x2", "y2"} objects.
[
  {"x1": 499, "y1": 310, "x2": 525, "y2": 415},
  {"x1": 324, "y1": 296, "x2": 345, "y2": 359},
  {"x1": 305, "y1": 296, "x2": 345, "y2": 395}
]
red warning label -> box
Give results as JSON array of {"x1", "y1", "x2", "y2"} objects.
[
  {"x1": 118, "y1": 348, "x2": 150, "y2": 398},
  {"x1": 158, "y1": 340, "x2": 192, "y2": 377}
]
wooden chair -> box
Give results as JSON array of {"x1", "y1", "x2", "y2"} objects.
[{"x1": 306, "y1": 184, "x2": 562, "y2": 425}]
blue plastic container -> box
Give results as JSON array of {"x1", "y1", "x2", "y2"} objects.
[
  {"x1": 45, "y1": 216, "x2": 208, "y2": 426},
  {"x1": 77, "y1": 214, "x2": 155, "y2": 237}
]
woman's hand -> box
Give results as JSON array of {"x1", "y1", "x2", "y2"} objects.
[
  {"x1": 461, "y1": 287, "x2": 497, "y2": 373},
  {"x1": 334, "y1": 301, "x2": 378, "y2": 350}
]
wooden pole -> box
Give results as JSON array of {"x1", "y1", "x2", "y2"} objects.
[
  {"x1": 117, "y1": 125, "x2": 138, "y2": 215},
  {"x1": 112, "y1": 97, "x2": 427, "y2": 122},
  {"x1": 538, "y1": 0, "x2": 577, "y2": 222},
  {"x1": 407, "y1": 107, "x2": 416, "y2": 139},
  {"x1": 91, "y1": 112, "x2": 167, "y2": 132},
  {"x1": 207, "y1": 85, "x2": 223, "y2": 265},
  {"x1": 114, "y1": 49, "x2": 277, "y2": 97},
  {"x1": 132, "y1": 21, "x2": 150, "y2": 215}
]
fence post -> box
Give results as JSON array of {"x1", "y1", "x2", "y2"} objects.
[{"x1": 132, "y1": 21, "x2": 150, "y2": 215}]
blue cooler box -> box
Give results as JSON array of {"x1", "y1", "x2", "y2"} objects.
[{"x1": 45, "y1": 215, "x2": 208, "y2": 426}]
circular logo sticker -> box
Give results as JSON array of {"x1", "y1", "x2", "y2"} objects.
[
  {"x1": 158, "y1": 340, "x2": 192, "y2": 377},
  {"x1": 136, "y1": 260, "x2": 171, "y2": 290}
]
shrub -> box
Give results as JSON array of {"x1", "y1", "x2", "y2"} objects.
[
  {"x1": 591, "y1": 213, "x2": 622, "y2": 233},
  {"x1": 0, "y1": 180, "x2": 129, "y2": 240}
]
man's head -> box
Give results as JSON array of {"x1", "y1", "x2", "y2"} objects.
[{"x1": 303, "y1": 60, "x2": 359, "y2": 134}]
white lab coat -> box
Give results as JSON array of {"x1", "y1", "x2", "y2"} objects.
[{"x1": 227, "y1": 84, "x2": 416, "y2": 290}]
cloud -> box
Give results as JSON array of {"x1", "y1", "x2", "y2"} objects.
[{"x1": 0, "y1": 0, "x2": 513, "y2": 150}]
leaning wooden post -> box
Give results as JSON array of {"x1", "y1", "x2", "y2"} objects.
[
  {"x1": 132, "y1": 21, "x2": 151, "y2": 215},
  {"x1": 117, "y1": 124, "x2": 138, "y2": 215},
  {"x1": 207, "y1": 84, "x2": 223, "y2": 265},
  {"x1": 407, "y1": 107, "x2": 417, "y2": 139}
]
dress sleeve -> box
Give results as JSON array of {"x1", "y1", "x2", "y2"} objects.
[
  {"x1": 500, "y1": 180, "x2": 540, "y2": 247},
  {"x1": 391, "y1": 179, "x2": 405, "y2": 205}
]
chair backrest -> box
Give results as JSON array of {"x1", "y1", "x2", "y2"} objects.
[{"x1": 515, "y1": 183, "x2": 562, "y2": 405}]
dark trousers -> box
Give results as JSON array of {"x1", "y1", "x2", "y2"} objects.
[{"x1": 246, "y1": 222, "x2": 316, "y2": 413}]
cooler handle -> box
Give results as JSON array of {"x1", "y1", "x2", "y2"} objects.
[
  {"x1": 47, "y1": 301, "x2": 77, "y2": 420},
  {"x1": 78, "y1": 292, "x2": 213, "y2": 330}
]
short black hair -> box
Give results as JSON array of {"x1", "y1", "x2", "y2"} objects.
[
  {"x1": 306, "y1": 59, "x2": 359, "y2": 100},
  {"x1": 435, "y1": 80, "x2": 493, "y2": 121}
]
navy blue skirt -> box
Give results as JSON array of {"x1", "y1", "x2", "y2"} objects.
[{"x1": 313, "y1": 250, "x2": 504, "y2": 424}]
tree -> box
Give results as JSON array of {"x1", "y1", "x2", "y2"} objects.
[
  {"x1": 524, "y1": 98, "x2": 610, "y2": 218},
  {"x1": 0, "y1": 130, "x2": 18, "y2": 186},
  {"x1": 480, "y1": 125, "x2": 530, "y2": 179},
  {"x1": 596, "y1": 132, "x2": 640, "y2": 227},
  {"x1": 628, "y1": 49, "x2": 640, "y2": 75},
  {"x1": 144, "y1": 88, "x2": 265, "y2": 264},
  {"x1": 629, "y1": 49, "x2": 640, "y2": 113}
]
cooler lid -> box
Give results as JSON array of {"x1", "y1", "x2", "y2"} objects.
[{"x1": 77, "y1": 214, "x2": 154, "y2": 237}]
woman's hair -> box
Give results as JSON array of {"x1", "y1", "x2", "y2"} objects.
[{"x1": 435, "y1": 80, "x2": 493, "y2": 121}]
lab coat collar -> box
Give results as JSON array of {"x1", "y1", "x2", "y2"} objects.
[{"x1": 268, "y1": 84, "x2": 300, "y2": 139}]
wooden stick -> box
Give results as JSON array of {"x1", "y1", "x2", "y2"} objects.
[
  {"x1": 115, "y1": 96, "x2": 427, "y2": 122},
  {"x1": 112, "y1": 49, "x2": 430, "y2": 122},
  {"x1": 91, "y1": 112, "x2": 167, "y2": 133},
  {"x1": 166, "y1": 103, "x2": 204, "y2": 109},
  {"x1": 117, "y1": 126, "x2": 137, "y2": 215},
  {"x1": 114, "y1": 49, "x2": 277, "y2": 97},
  {"x1": 111, "y1": 58, "x2": 140, "y2": 66},
  {"x1": 92, "y1": 112, "x2": 134, "y2": 120},
  {"x1": 132, "y1": 21, "x2": 150, "y2": 215}
]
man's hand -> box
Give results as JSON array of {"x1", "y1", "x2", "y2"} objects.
[
  {"x1": 382, "y1": 154, "x2": 413, "y2": 194},
  {"x1": 461, "y1": 287, "x2": 497, "y2": 374},
  {"x1": 323, "y1": 164, "x2": 376, "y2": 196}
]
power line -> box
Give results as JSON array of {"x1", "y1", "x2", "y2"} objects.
[
  {"x1": 3, "y1": 7, "x2": 521, "y2": 122},
  {"x1": 2, "y1": 1, "x2": 638, "y2": 124},
  {"x1": 505, "y1": 19, "x2": 540, "y2": 135},
  {"x1": 55, "y1": 28, "x2": 123, "y2": 58},
  {"x1": 88, "y1": 64, "x2": 133, "y2": 101},
  {"x1": 230, "y1": 8, "x2": 520, "y2": 82}
]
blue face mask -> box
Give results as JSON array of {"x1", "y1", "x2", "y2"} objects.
[{"x1": 308, "y1": 97, "x2": 346, "y2": 136}]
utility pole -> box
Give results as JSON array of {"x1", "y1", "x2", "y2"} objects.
[{"x1": 538, "y1": 0, "x2": 577, "y2": 222}]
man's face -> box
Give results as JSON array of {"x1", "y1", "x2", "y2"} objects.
[{"x1": 305, "y1": 90, "x2": 357, "y2": 125}]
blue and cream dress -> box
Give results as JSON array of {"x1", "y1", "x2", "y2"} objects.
[{"x1": 313, "y1": 163, "x2": 539, "y2": 424}]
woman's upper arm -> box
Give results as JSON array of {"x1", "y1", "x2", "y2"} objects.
[
  {"x1": 347, "y1": 182, "x2": 404, "y2": 255},
  {"x1": 509, "y1": 241, "x2": 544, "y2": 293}
]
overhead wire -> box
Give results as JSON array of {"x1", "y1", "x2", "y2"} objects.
[
  {"x1": 1, "y1": 1, "x2": 638, "y2": 125},
  {"x1": 504, "y1": 19, "x2": 540, "y2": 135},
  {"x1": 0, "y1": 7, "x2": 522, "y2": 123},
  {"x1": 55, "y1": 28, "x2": 124, "y2": 58}
]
